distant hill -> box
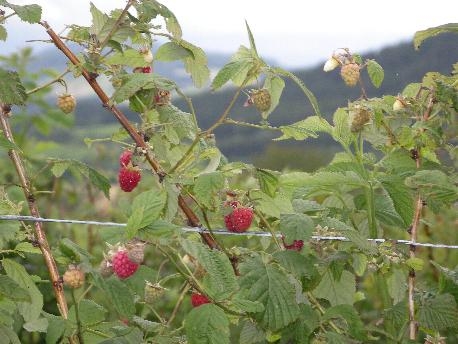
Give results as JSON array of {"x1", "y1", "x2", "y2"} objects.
[{"x1": 53, "y1": 34, "x2": 458, "y2": 171}]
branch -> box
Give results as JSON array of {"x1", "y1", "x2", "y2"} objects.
[
  {"x1": 0, "y1": 104, "x2": 69, "y2": 319},
  {"x1": 40, "y1": 22, "x2": 221, "y2": 252}
]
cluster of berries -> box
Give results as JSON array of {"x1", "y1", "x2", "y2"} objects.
[
  {"x1": 99, "y1": 241, "x2": 145, "y2": 279},
  {"x1": 118, "y1": 150, "x2": 141, "y2": 192}
]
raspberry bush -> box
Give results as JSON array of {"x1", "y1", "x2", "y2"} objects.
[{"x1": 0, "y1": 1, "x2": 457, "y2": 343}]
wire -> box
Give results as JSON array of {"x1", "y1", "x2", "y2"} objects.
[{"x1": 1, "y1": 214, "x2": 457, "y2": 249}]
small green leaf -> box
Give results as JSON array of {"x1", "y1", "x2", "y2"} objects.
[
  {"x1": 8, "y1": 3, "x2": 42, "y2": 23},
  {"x1": 414, "y1": 23, "x2": 458, "y2": 49},
  {"x1": 181, "y1": 239, "x2": 238, "y2": 300},
  {"x1": 0, "y1": 324, "x2": 21, "y2": 344},
  {"x1": 314, "y1": 270, "x2": 356, "y2": 306},
  {"x1": 59, "y1": 238, "x2": 92, "y2": 264},
  {"x1": 70, "y1": 160, "x2": 110, "y2": 198},
  {"x1": 245, "y1": 21, "x2": 259, "y2": 58},
  {"x1": 211, "y1": 60, "x2": 248, "y2": 90},
  {"x1": 0, "y1": 135, "x2": 20, "y2": 151},
  {"x1": 44, "y1": 315, "x2": 66, "y2": 344},
  {"x1": 332, "y1": 108, "x2": 353, "y2": 147},
  {"x1": 0, "y1": 275, "x2": 31, "y2": 302},
  {"x1": 275, "y1": 116, "x2": 331, "y2": 141},
  {"x1": 155, "y1": 42, "x2": 191, "y2": 61},
  {"x1": 262, "y1": 74, "x2": 285, "y2": 117},
  {"x1": 2, "y1": 259, "x2": 43, "y2": 323},
  {"x1": 193, "y1": 172, "x2": 224, "y2": 209},
  {"x1": 23, "y1": 317, "x2": 48, "y2": 332},
  {"x1": 0, "y1": 68, "x2": 27, "y2": 105},
  {"x1": 406, "y1": 257, "x2": 424, "y2": 271},
  {"x1": 51, "y1": 161, "x2": 71, "y2": 178},
  {"x1": 179, "y1": 40, "x2": 210, "y2": 88},
  {"x1": 105, "y1": 48, "x2": 147, "y2": 67},
  {"x1": 387, "y1": 268, "x2": 407, "y2": 304},
  {"x1": 256, "y1": 168, "x2": 278, "y2": 198},
  {"x1": 322, "y1": 304, "x2": 366, "y2": 340},
  {"x1": 185, "y1": 304, "x2": 230, "y2": 344},
  {"x1": 14, "y1": 242, "x2": 41, "y2": 255},
  {"x1": 89, "y1": 2, "x2": 108, "y2": 36},
  {"x1": 280, "y1": 213, "x2": 314, "y2": 242},
  {"x1": 380, "y1": 176, "x2": 414, "y2": 226},
  {"x1": 93, "y1": 275, "x2": 136, "y2": 319},
  {"x1": 0, "y1": 25, "x2": 7, "y2": 41},
  {"x1": 366, "y1": 59, "x2": 384, "y2": 88}
]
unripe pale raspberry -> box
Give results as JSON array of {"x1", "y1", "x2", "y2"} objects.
[
  {"x1": 99, "y1": 258, "x2": 113, "y2": 278},
  {"x1": 112, "y1": 250, "x2": 139, "y2": 279},
  {"x1": 250, "y1": 89, "x2": 271, "y2": 112},
  {"x1": 144, "y1": 281, "x2": 166, "y2": 303},
  {"x1": 63, "y1": 264, "x2": 85, "y2": 289},
  {"x1": 340, "y1": 63, "x2": 360, "y2": 87},
  {"x1": 350, "y1": 107, "x2": 371, "y2": 132},
  {"x1": 57, "y1": 94, "x2": 76, "y2": 114}
]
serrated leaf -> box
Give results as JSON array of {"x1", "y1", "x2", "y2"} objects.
[
  {"x1": 280, "y1": 213, "x2": 314, "y2": 241},
  {"x1": 90, "y1": 2, "x2": 108, "y2": 36},
  {"x1": 276, "y1": 116, "x2": 332, "y2": 141},
  {"x1": 332, "y1": 108, "x2": 353, "y2": 147},
  {"x1": 245, "y1": 21, "x2": 259, "y2": 58},
  {"x1": 45, "y1": 315, "x2": 66, "y2": 344},
  {"x1": 431, "y1": 262, "x2": 458, "y2": 285},
  {"x1": 23, "y1": 317, "x2": 48, "y2": 332},
  {"x1": 239, "y1": 255, "x2": 300, "y2": 330},
  {"x1": 273, "y1": 250, "x2": 318, "y2": 280},
  {"x1": 380, "y1": 176, "x2": 414, "y2": 226},
  {"x1": 132, "y1": 316, "x2": 162, "y2": 332},
  {"x1": 323, "y1": 304, "x2": 366, "y2": 340},
  {"x1": 0, "y1": 135, "x2": 20, "y2": 151},
  {"x1": 291, "y1": 199, "x2": 325, "y2": 213},
  {"x1": 0, "y1": 25, "x2": 7, "y2": 41},
  {"x1": 418, "y1": 293, "x2": 458, "y2": 330},
  {"x1": 0, "y1": 68, "x2": 27, "y2": 105},
  {"x1": 0, "y1": 275, "x2": 31, "y2": 302},
  {"x1": 179, "y1": 40, "x2": 210, "y2": 88},
  {"x1": 126, "y1": 189, "x2": 167, "y2": 238},
  {"x1": 414, "y1": 23, "x2": 458, "y2": 49},
  {"x1": 314, "y1": 270, "x2": 356, "y2": 306},
  {"x1": 239, "y1": 320, "x2": 265, "y2": 344},
  {"x1": 211, "y1": 60, "x2": 248, "y2": 90},
  {"x1": 8, "y1": 3, "x2": 41, "y2": 23},
  {"x1": 193, "y1": 172, "x2": 224, "y2": 209},
  {"x1": 59, "y1": 238, "x2": 92, "y2": 264},
  {"x1": 373, "y1": 190, "x2": 406, "y2": 227},
  {"x1": 65, "y1": 159, "x2": 110, "y2": 198},
  {"x1": 251, "y1": 190, "x2": 293, "y2": 219},
  {"x1": 0, "y1": 324, "x2": 21, "y2": 344},
  {"x1": 262, "y1": 74, "x2": 285, "y2": 118},
  {"x1": 14, "y1": 242, "x2": 41, "y2": 255},
  {"x1": 185, "y1": 304, "x2": 229, "y2": 344},
  {"x1": 181, "y1": 239, "x2": 237, "y2": 300},
  {"x1": 51, "y1": 161, "x2": 70, "y2": 178},
  {"x1": 93, "y1": 275, "x2": 136, "y2": 318},
  {"x1": 366, "y1": 59, "x2": 384, "y2": 88},
  {"x1": 155, "y1": 42, "x2": 191, "y2": 61},
  {"x1": 2, "y1": 259, "x2": 43, "y2": 323},
  {"x1": 406, "y1": 257, "x2": 424, "y2": 271},
  {"x1": 69, "y1": 299, "x2": 106, "y2": 326},
  {"x1": 387, "y1": 268, "x2": 407, "y2": 304},
  {"x1": 229, "y1": 298, "x2": 264, "y2": 314},
  {"x1": 256, "y1": 168, "x2": 278, "y2": 197}
]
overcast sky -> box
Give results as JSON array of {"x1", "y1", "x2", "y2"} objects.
[{"x1": 2, "y1": 0, "x2": 457, "y2": 68}]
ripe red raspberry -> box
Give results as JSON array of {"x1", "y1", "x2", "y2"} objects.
[
  {"x1": 118, "y1": 166, "x2": 141, "y2": 192},
  {"x1": 62, "y1": 264, "x2": 85, "y2": 289},
  {"x1": 340, "y1": 63, "x2": 360, "y2": 87},
  {"x1": 57, "y1": 93, "x2": 76, "y2": 114},
  {"x1": 191, "y1": 293, "x2": 210, "y2": 307},
  {"x1": 119, "y1": 150, "x2": 133, "y2": 167},
  {"x1": 284, "y1": 239, "x2": 304, "y2": 252},
  {"x1": 224, "y1": 207, "x2": 253, "y2": 233},
  {"x1": 112, "y1": 250, "x2": 139, "y2": 279}
]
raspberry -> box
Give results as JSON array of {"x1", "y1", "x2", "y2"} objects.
[
  {"x1": 126, "y1": 240, "x2": 146, "y2": 264},
  {"x1": 224, "y1": 207, "x2": 253, "y2": 233},
  {"x1": 144, "y1": 281, "x2": 166, "y2": 303},
  {"x1": 99, "y1": 258, "x2": 113, "y2": 278},
  {"x1": 340, "y1": 63, "x2": 360, "y2": 87},
  {"x1": 133, "y1": 66, "x2": 152, "y2": 73},
  {"x1": 154, "y1": 89, "x2": 171, "y2": 105},
  {"x1": 250, "y1": 89, "x2": 271, "y2": 112},
  {"x1": 350, "y1": 107, "x2": 371, "y2": 132},
  {"x1": 119, "y1": 150, "x2": 133, "y2": 167},
  {"x1": 191, "y1": 293, "x2": 210, "y2": 307},
  {"x1": 140, "y1": 48, "x2": 153, "y2": 64},
  {"x1": 118, "y1": 166, "x2": 141, "y2": 192},
  {"x1": 112, "y1": 250, "x2": 139, "y2": 279},
  {"x1": 57, "y1": 94, "x2": 76, "y2": 114},
  {"x1": 284, "y1": 239, "x2": 304, "y2": 252},
  {"x1": 62, "y1": 264, "x2": 85, "y2": 289}
]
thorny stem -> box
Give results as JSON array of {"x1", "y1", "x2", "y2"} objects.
[
  {"x1": 223, "y1": 118, "x2": 280, "y2": 131},
  {"x1": 40, "y1": 22, "x2": 223, "y2": 256},
  {"x1": 26, "y1": 68, "x2": 70, "y2": 95},
  {"x1": 0, "y1": 105, "x2": 69, "y2": 320}
]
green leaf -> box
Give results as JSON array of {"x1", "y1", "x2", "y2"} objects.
[
  {"x1": 256, "y1": 168, "x2": 278, "y2": 198},
  {"x1": 105, "y1": 48, "x2": 147, "y2": 67},
  {"x1": 239, "y1": 255, "x2": 300, "y2": 330},
  {"x1": 332, "y1": 108, "x2": 353, "y2": 147},
  {"x1": 251, "y1": 190, "x2": 293, "y2": 219},
  {"x1": 155, "y1": 42, "x2": 192, "y2": 61},
  {"x1": 245, "y1": 21, "x2": 259, "y2": 58},
  {"x1": 366, "y1": 59, "x2": 384, "y2": 88},
  {"x1": 59, "y1": 238, "x2": 92, "y2": 264},
  {"x1": 273, "y1": 250, "x2": 319, "y2": 280},
  {"x1": 239, "y1": 320, "x2": 265, "y2": 344},
  {"x1": 314, "y1": 270, "x2": 356, "y2": 306},
  {"x1": 0, "y1": 68, "x2": 27, "y2": 105},
  {"x1": 228, "y1": 297, "x2": 264, "y2": 314},
  {"x1": 0, "y1": 25, "x2": 7, "y2": 41},
  {"x1": 0, "y1": 135, "x2": 20, "y2": 151},
  {"x1": 280, "y1": 213, "x2": 314, "y2": 242},
  {"x1": 14, "y1": 242, "x2": 41, "y2": 255},
  {"x1": 262, "y1": 74, "x2": 285, "y2": 117},
  {"x1": 126, "y1": 189, "x2": 167, "y2": 238},
  {"x1": 63, "y1": 159, "x2": 110, "y2": 198},
  {"x1": 50, "y1": 161, "x2": 71, "y2": 178},
  {"x1": 181, "y1": 239, "x2": 237, "y2": 300},
  {"x1": 0, "y1": 275, "x2": 31, "y2": 302},
  {"x1": 406, "y1": 257, "x2": 424, "y2": 271},
  {"x1": 380, "y1": 176, "x2": 414, "y2": 226},
  {"x1": 179, "y1": 40, "x2": 210, "y2": 88},
  {"x1": 23, "y1": 317, "x2": 48, "y2": 332},
  {"x1": 90, "y1": 2, "x2": 108, "y2": 36},
  {"x1": 211, "y1": 60, "x2": 248, "y2": 90},
  {"x1": 2, "y1": 259, "x2": 43, "y2": 323},
  {"x1": 132, "y1": 316, "x2": 162, "y2": 333},
  {"x1": 93, "y1": 275, "x2": 136, "y2": 318},
  {"x1": 0, "y1": 324, "x2": 21, "y2": 344},
  {"x1": 68, "y1": 300, "x2": 106, "y2": 326},
  {"x1": 322, "y1": 304, "x2": 366, "y2": 340},
  {"x1": 387, "y1": 268, "x2": 407, "y2": 304},
  {"x1": 8, "y1": 3, "x2": 41, "y2": 23},
  {"x1": 45, "y1": 315, "x2": 66, "y2": 344},
  {"x1": 414, "y1": 23, "x2": 458, "y2": 49},
  {"x1": 373, "y1": 190, "x2": 406, "y2": 227},
  {"x1": 275, "y1": 116, "x2": 331, "y2": 141},
  {"x1": 418, "y1": 293, "x2": 458, "y2": 330},
  {"x1": 185, "y1": 304, "x2": 229, "y2": 344},
  {"x1": 193, "y1": 172, "x2": 224, "y2": 209}
]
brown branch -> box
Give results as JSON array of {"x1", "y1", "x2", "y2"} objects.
[
  {"x1": 0, "y1": 105, "x2": 69, "y2": 319},
  {"x1": 40, "y1": 22, "x2": 220, "y2": 252}
]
